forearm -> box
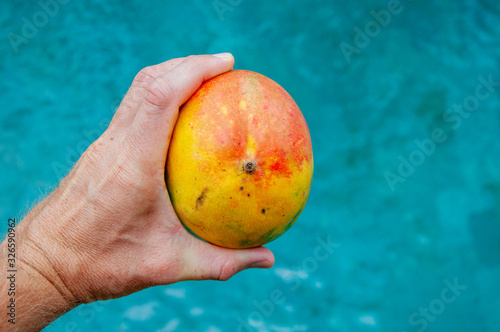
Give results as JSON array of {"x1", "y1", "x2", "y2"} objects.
[{"x1": 1, "y1": 206, "x2": 77, "y2": 331}]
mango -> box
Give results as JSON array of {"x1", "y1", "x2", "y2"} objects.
[{"x1": 166, "y1": 70, "x2": 313, "y2": 248}]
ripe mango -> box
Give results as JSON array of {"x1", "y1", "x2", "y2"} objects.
[{"x1": 166, "y1": 70, "x2": 313, "y2": 248}]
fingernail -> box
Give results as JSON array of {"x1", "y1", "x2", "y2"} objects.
[
  {"x1": 213, "y1": 52, "x2": 233, "y2": 60},
  {"x1": 249, "y1": 260, "x2": 271, "y2": 269}
]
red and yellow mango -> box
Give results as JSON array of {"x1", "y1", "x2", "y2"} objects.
[{"x1": 166, "y1": 70, "x2": 313, "y2": 248}]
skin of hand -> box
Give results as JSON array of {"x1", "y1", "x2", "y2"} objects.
[{"x1": 0, "y1": 53, "x2": 274, "y2": 331}]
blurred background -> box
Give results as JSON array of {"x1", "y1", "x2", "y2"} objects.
[{"x1": 1, "y1": 0, "x2": 500, "y2": 331}]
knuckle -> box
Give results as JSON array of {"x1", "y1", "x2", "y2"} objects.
[
  {"x1": 216, "y1": 257, "x2": 236, "y2": 281},
  {"x1": 144, "y1": 77, "x2": 175, "y2": 109},
  {"x1": 134, "y1": 66, "x2": 157, "y2": 85}
]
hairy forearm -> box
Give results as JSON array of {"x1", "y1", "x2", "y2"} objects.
[
  {"x1": 0, "y1": 201, "x2": 77, "y2": 331},
  {"x1": 0, "y1": 255, "x2": 69, "y2": 331}
]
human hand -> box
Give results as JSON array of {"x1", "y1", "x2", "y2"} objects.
[{"x1": 2, "y1": 54, "x2": 274, "y2": 330}]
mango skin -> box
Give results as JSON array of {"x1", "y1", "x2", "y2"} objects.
[{"x1": 166, "y1": 70, "x2": 313, "y2": 248}]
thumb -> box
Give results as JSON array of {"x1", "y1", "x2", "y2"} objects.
[
  {"x1": 180, "y1": 238, "x2": 275, "y2": 281},
  {"x1": 129, "y1": 54, "x2": 234, "y2": 164}
]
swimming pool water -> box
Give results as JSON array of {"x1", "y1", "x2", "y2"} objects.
[{"x1": 1, "y1": 0, "x2": 500, "y2": 331}]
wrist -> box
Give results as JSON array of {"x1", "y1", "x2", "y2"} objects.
[
  {"x1": 0, "y1": 245, "x2": 74, "y2": 332},
  {"x1": 17, "y1": 229, "x2": 80, "y2": 307},
  {"x1": 0, "y1": 207, "x2": 80, "y2": 331}
]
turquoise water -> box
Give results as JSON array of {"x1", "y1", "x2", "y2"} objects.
[{"x1": 1, "y1": 0, "x2": 500, "y2": 331}]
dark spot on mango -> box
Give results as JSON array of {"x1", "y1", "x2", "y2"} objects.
[
  {"x1": 247, "y1": 194, "x2": 250, "y2": 197},
  {"x1": 240, "y1": 187, "x2": 244, "y2": 190},
  {"x1": 262, "y1": 209, "x2": 266, "y2": 214},
  {"x1": 196, "y1": 188, "x2": 208, "y2": 209}
]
